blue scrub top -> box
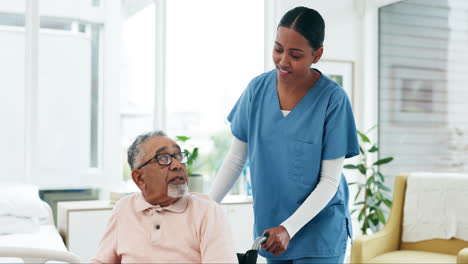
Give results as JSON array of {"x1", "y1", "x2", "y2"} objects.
[{"x1": 228, "y1": 69, "x2": 359, "y2": 259}]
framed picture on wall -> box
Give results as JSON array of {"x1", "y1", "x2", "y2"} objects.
[
  {"x1": 390, "y1": 66, "x2": 444, "y2": 124},
  {"x1": 314, "y1": 59, "x2": 354, "y2": 105}
]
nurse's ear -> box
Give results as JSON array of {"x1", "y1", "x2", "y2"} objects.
[{"x1": 312, "y1": 46, "x2": 324, "y2": 64}]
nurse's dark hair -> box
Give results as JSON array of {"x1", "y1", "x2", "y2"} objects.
[{"x1": 278, "y1": 6, "x2": 325, "y2": 50}]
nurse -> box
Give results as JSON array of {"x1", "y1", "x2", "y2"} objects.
[{"x1": 209, "y1": 6, "x2": 359, "y2": 264}]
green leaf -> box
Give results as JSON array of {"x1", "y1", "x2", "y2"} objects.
[
  {"x1": 382, "y1": 192, "x2": 393, "y2": 200},
  {"x1": 376, "y1": 182, "x2": 391, "y2": 192},
  {"x1": 376, "y1": 171, "x2": 385, "y2": 182},
  {"x1": 377, "y1": 209, "x2": 386, "y2": 224},
  {"x1": 366, "y1": 176, "x2": 374, "y2": 186},
  {"x1": 351, "y1": 209, "x2": 357, "y2": 215},
  {"x1": 366, "y1": 196, "x2": 376, "y2": 207},
  {"x1": 383, "y1": 199, "x2": 392, "y2": 208},
  {"x1": 359, "y1": 146, "x2": 365, "y2": 155},
  {"x1": 344, "y1": 164, "x2": 359, "y2": 169},
  {"x1": 373, "y1": 157, "x2": 394, "y2": 166},
  {"x1": 191, "y1": 147, "x2": 199, "y2": 161},
  {"x1": 348, "y1": 181, "x2": 357, "y2": 186},
  {"x1": 371, "y1": 214, "x2": 380, "y2": 226},
  {"x1": 357, "y1": 131, "x2": 371, "y2": 143},
  {"x1": 358, "y1": 209, "x2": 365, "y2": 221},
  {"x1": 368, "y1": 145, "x2": 379, "y2": 152},
  {"x1": 175, "y1": 135, "x2": 200, "y2": 175},
  {"x1": 376, "y1": 192, "x2": 384, "y2": 201},
  {"x1": 354, "y1": 186, "x2": 362, "y2": 201},
  {"x1": 176, "y1": 136, "x2": 190, "y2": 142},
  {"x1": 368, "y1": 218, "x2": 377, "y2": 232},
  {"x1": 186, "y1": 147, "x2": 199, "y2": 175},
  {"x1": 358, "y1": 164, "x2": 367, "y2": 175}
]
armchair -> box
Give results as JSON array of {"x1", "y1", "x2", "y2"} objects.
[{"x1": 351, "y1": 174, "x2": 468, "y2": 263}]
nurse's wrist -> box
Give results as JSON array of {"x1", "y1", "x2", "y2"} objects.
[{"x1": 280, "y1": 222, "x2": 295, "y2": 239}]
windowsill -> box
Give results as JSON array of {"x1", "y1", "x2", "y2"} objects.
[{"x1": 221, "y1": 194, "x2": 252, "y2": 205}]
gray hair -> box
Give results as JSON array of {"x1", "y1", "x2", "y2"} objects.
[{"x1": 127, "y1": 130, "x2": 167, "y2": 170}]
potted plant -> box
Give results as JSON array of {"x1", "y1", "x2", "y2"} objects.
[
  {"x1": 176, "y1": 136, "x2": 203, "y2": 193},
  {"x1": 344, "y1": 126, "x2": 394, "y2": 235}
]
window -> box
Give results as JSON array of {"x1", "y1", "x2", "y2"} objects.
[
  {"x1": 165, "y1": 0, "x2": 264, "y2": 192},
  {"x1": 120, "y1": 2, "x2": 156, "y2": 180},
  {"x1": 0, "y1": 1, "x2": 104, "y2": 188},
  {"x1": 119, "y1": 0, "x2": 264, "y2": 193},
  {"x1": 37, "y1": 18, "x2": 102, "y2": 187},
  {"x1": 379, "y1": 0, "x2": 468, "y2": 177},
  {"x1": 0, "y1": 9, "x2": 26, "y2": 182}
]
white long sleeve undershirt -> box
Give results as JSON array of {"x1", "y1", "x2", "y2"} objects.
[
  {"x1": 209, "y1": 136, "x2": 345, "y2": 239},
  {"x1": 209, "y1": 136, "x2": 248, "y2": 203}
]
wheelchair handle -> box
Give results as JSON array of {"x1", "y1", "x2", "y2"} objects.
[{"x1": 251, "y1": 233, "x2": 270, "y2": 250}]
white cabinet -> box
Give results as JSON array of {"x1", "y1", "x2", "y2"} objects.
[
  {"x1": 57, "y1": 200, "x2": 113, "y2": 262},
  {"x1": 57, "y1": 197, "x2": 265, "y2": 263},
  {"x1": 221, "y1": 201, "x2": 254, "y2": 253}
]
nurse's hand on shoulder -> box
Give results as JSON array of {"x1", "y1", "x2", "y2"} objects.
[{"x1": 261, "y1": 225, "x2": 290, "y2": 256}]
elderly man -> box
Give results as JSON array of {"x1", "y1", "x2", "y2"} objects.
[{"x1": 92, "y1": 130, "x2": 237, "y2": 263}]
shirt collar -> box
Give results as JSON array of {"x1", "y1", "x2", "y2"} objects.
[{"x1": 135, "y1": 192, "x2": 189, "y2": 213}]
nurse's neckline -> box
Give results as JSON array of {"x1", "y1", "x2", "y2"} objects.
[
  {"x1": 276, "y1": 69, "x2": 322, "y2": 112},
  {"x1": 279, "y1": 68, "x2": 321, "y2": 91}
]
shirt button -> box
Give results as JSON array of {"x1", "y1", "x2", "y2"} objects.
[{"x1": 155, "y1": 224, "x2": 160, "y2": 230}]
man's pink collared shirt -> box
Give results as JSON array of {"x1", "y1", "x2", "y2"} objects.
[{"x1": 92, "y1": 192, "x2": 237, "y2": 263}]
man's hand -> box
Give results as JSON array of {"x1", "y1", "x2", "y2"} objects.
[{"x1": 261, "y1": 225, "x2": 290, "y2": 256}]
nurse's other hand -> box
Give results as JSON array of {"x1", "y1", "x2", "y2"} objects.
[{"x1": 261, "y1": 225, "x2": 290, "y2": 256}]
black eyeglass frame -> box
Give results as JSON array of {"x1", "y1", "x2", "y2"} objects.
[{"x1": 137, "y1": 152, "x2": 188, "y2": 170}]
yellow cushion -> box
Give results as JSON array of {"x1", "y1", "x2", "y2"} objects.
[
  {"x1": 368, "y1": 250, "x2": 456, "y2": 263},
  {"x1": 402, "y1": 239, "x2": 468, "y2": 255}
]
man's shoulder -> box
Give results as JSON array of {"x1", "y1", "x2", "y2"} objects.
[
  {"x1": 188, "y1": 192, "x2": 217, "y2": 204},
  {"x1": 113, "y1": 192, "x2": 140, "y2": 211},
  {"x1": 187, "y1": 193, "x2": 221, "y2": 210}
]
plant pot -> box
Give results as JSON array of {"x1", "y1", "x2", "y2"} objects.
[{"x1": 188, "y1": 174, "x2": 204, "y2": 193}]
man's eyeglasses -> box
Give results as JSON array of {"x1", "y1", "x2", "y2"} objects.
[{"x1": 137, "y1": 152, "x2": 188, "y2": 169}]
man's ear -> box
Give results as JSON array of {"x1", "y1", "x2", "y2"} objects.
[
  {"x1": 312, "y1": 46, "x2": 324, "y2": 64},
  {"x1": 132, "y1": 169, "x2": 144, "y2": 188}
]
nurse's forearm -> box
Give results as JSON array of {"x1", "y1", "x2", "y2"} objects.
[
  {"x1": 281, "y1": 157, "x2": 345, "y2": 239},
  {"x1": 209, "y1": 136, "x2": 248, "y2": 203}
]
